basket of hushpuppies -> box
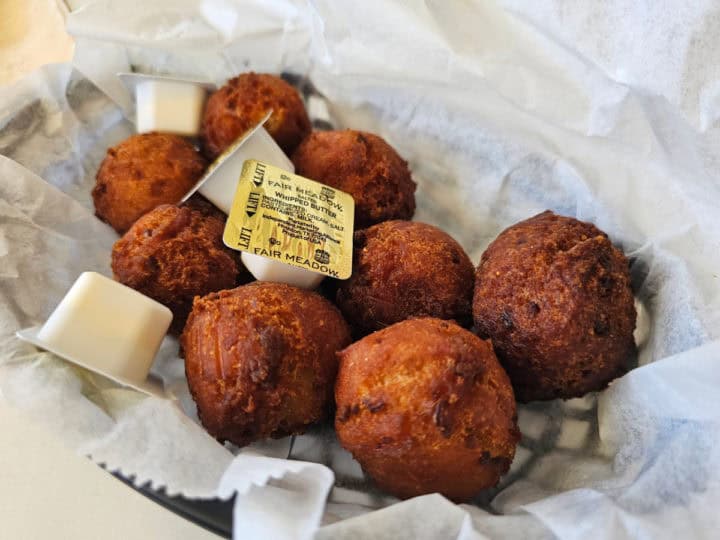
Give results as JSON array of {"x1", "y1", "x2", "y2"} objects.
[{"x1": 97, "y1": 71, "x2": 637, "y2": 502}]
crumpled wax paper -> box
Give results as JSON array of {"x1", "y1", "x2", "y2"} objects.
[{"x1": 1, "y1": 1, "x2": 720, "y2": 539}]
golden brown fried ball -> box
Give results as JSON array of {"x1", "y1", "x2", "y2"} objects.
[
  {"x1": 112, "y1": 203, "x2": 249, "y2": 334},
  {"x1": 93, "y1": 133, "x2": 207, "y2": 234},
  {"x1": 335, "y1": 318, "x2": 519, "y2": 502},
  {"x1": 473, "y1": 211, "x2": 637, "y2": 402},
  {"x1": 336, "y1": 220, "x2": 474, "y2": 335},
  {"x1": 182, "y1": 282, "x2": 351, "y2": 447},
  {"x1": 201, "y1": 72, "x2": 311, "y2": 159},
  {"x1": 292, "y1": 130, "x2": 416, "y2": 229}
]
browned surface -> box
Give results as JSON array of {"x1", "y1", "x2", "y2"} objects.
[
  {"x1": 92, "y1": 133, "x2": 207, "y2": 234},
  {"x1": 292, "y1": 130, "x2": 416, "y2": 229},
  {"x1": 200, "y1": 72, "x2": 310, "y2": 159},
  {"x1": 336, "y1": 220, "x2": 474, "y2": 335},
  {"x1": 335, "y1": 318, "x2": 519, "y2": 502},
  {"x1": 181, "y1": 282, "x2": 351, "y2": 447},
  {"x1": 111, "y1": 204, "x2": 248, "y2": 334},
  {"x1": 473, "y1": 210, "x2": 637, "y2": 402}
]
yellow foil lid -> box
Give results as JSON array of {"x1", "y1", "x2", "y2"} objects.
[{"x1": 223, "y1": 160, "x2": 355, "y2": 280}]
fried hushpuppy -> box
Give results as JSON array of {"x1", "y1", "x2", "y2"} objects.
[
  {"x1": 473, "y1": 210, "x2": 637, "y2": 402},
  {"x1": 93, "y1": 133, "x2": 207, "y2": 233},
  {"x1": 336, "y1": 221, "x2": 474, "y2": 335},
  {"x1": 182, "y1": 282, "x2": 351, "y2": 447},
  {"x1": 335, "y1": 318, "x2": 519, "y2": 502},
  {"x1": 112, "y1": 203, "x2": 249, "y2": 334},
  {"x1": 201, "y1": 72, "x2": 311, "y2": 159},
  {"x1": 292, "y1": 130, "x2": 416, "y2": 229}
]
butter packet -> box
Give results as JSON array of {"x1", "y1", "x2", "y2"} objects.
[{"x1": 223, "y1": 160, "x2": 355, "y2": 279}]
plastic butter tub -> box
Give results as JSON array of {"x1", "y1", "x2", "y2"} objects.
[
  {"x1": 16, "y1": 272, "x2": 172, "y2": 397},
  {"x1": 182, "y1": 116, "x2": 338, "y2": 289},
  {"x1": 223, "y1": 160, "x2": 355, "y2": 290},
  {"x1": 240, "y1": 251, "x2": 326, "y2": 289},
  {"x1": 183, "y1": 115, "x2": 294, "y2": 214},
  {"x1": 118, "y1": 72, "x2": 215, "y2": 136}
]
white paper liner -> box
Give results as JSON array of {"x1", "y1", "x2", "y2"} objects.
[{"x1": 1, "y1": 2, "x2": 720, "y2": 539}]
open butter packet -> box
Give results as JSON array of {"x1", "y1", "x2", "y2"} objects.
[{"x1": 224, "y1": 160, "x2": 354, "y2": 289}]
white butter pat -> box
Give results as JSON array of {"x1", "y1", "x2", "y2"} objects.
[
  {"x1": 196, "y1": 125, "x2": 294, "y2": 214},
  {"x1": 17, "y1": 272, "x2": 172, "y2": 396},
  {"x1": 241, "y1": 252, "x2": 326, "y2": 289},
  {"x1": 135, "y1": 79, "x2": 206, "y2": 136}
]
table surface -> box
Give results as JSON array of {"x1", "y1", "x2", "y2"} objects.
[
  {"x1": 0, "y1": 2, "x2": 220, "y2": 538},
  {"x1": 0, "y1": 403, "x2": 220, "y2": 540}
]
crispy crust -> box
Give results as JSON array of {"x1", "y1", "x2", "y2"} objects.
[
  {"x1": 93, "y1": 133, "x2": 207, "y2": 233},
  {"x1": 111, "y1": 204, "x2": 249, "y2": 334},
  {"x1": 181, "y1": 282, "x2": 351, "y2": 447},
  {"x1": 200, "y1": 72, "x2": 310, "y2": 159},
  {"x1": 336, "y1": 220, "x2": 474, "y2": 335},
  {"x1": 473, "y1": 210, "x2": 637, "y2": 402},
  {"x1": 335, "y1": 318, "x2": 519, "y2": 502},
  {"x1": 291, "y1": 130, "x2": 416, "y2": 229}
]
